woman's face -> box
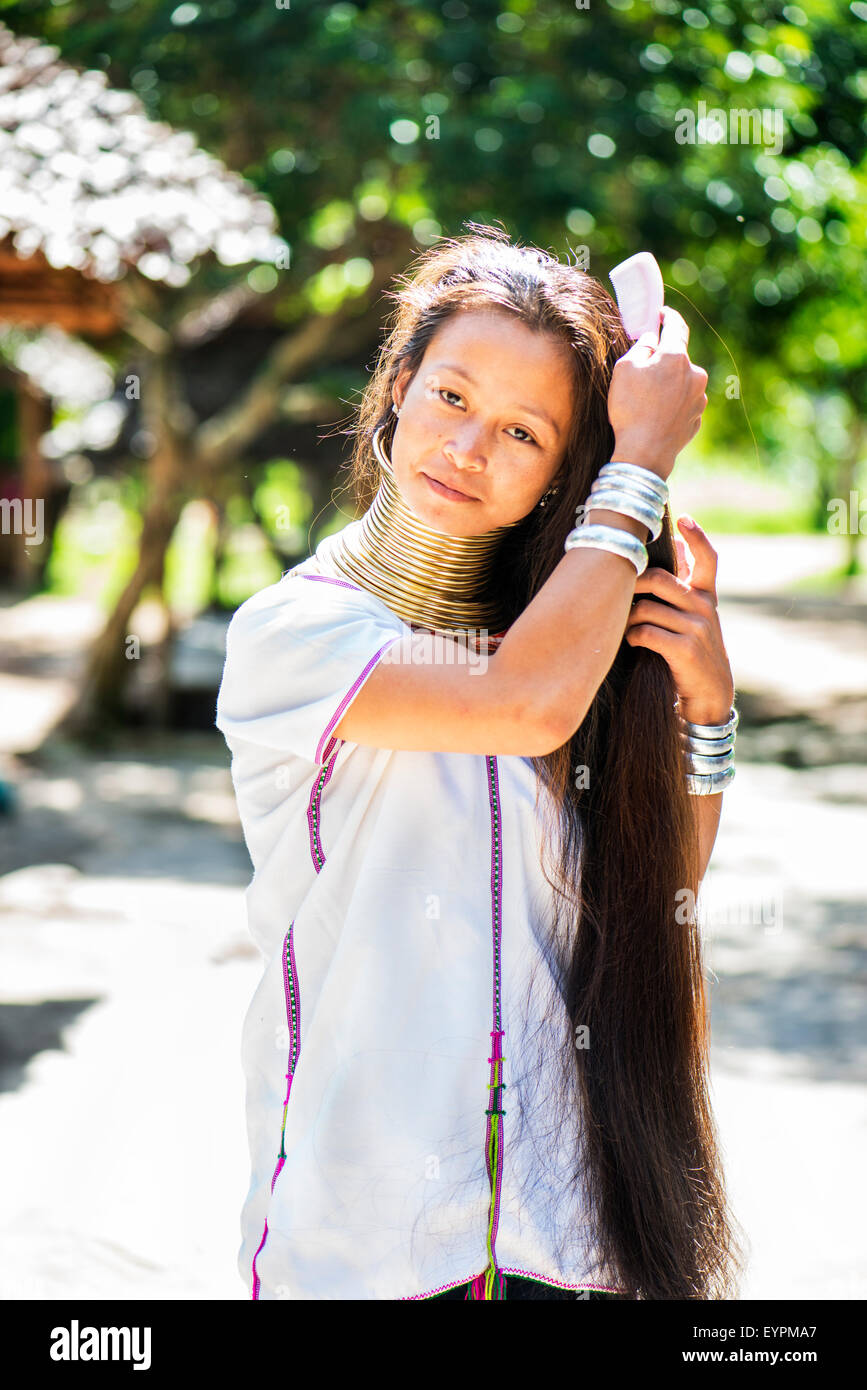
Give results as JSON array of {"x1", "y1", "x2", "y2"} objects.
[{"x1": 390, "y1": 306, "x2": 576, "y2": 536}]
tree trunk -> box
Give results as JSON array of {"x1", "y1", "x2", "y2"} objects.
[
  {"x1": 16, "y1": 381, "x2": 55, "y2": 591},
  {"x1": 61, "y1": 350, "x2": 190, "y2": 736},
  {"x1": 837, "y1": 415, "x2": 865, "y2": 578},
  {"x1": 60, "y1": 239, "x2": 413, "y2": 736}
]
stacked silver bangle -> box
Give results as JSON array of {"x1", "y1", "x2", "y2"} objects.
[
  {"x1": 560, "y1": 460, "x2": 736, "y2": 798},
  {"x1": 681, "y1": 706, "x2": 738, "y2": 795},
  {"x1": 563, "y1": 522, "x2": 650, "y2": 574},
  {"x1": 588, "y1": 461, "x2": 668, "y2": 542},
  {"x1": 563, "y1": 460, "x2": 669, "y2": 576}
]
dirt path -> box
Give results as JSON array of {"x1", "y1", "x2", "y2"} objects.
[{"x1": 0, "y1": 534, "x2": 864, "y2": 1299}]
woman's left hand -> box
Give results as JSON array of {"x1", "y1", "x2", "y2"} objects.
[{"x1": 624, "y1": 515, "x2": 735, "y2": 726}]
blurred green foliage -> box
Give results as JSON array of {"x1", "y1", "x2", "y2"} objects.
[{"x1": 1, "y1": 0, "x2": 865, "y2": 598}]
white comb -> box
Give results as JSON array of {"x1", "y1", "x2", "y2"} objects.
[{"x1": 609, "y1": 252, "x2": 664, "y2": 341}]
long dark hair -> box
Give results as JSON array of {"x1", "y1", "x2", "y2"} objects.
[{"x1": 339, "y1": 223, "x2": 744, "y2": 1300}]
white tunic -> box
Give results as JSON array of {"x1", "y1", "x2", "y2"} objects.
[{"x1": 215, "y1": 523, "x2": 623, "y2": 1300}]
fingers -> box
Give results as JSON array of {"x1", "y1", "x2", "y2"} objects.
[
  {"x1": 633, "y1": 566, "x2": 703, "y2": 608},
  {"x1": 674, "y1": 536, "x2": 691, "y2": 580},
  {"x1": 628, "y1": 306, "x2": 691, "y2": 356},
  {"x1": 632, "y1": 561, "x2": 717, "y2": 612},
  {"x1": 623, "y1": 327, "x2": 660, "y2": 361},
  {"x1": 610, "y1": 302, "x2": 708, "y2": 461},
  {"x1": 626, "y1": 598, "x2": 700, "y2": 636},
  {"x1": 676, "y1": 515, "x2": 718, "y2": 596},
  {"x1": 658, "y1": 305, "x2": 690, "y2": 352},
  {"x1": 624, "y1": 623, "x2": 684, "y2": 662}
]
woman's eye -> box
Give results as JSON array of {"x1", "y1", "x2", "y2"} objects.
[
  {"x1": 505, "y1": 422, "x2": 539, "y2": 444},
  {"x1": 438, "y1": 390, "x2": 536, "y2": 446},
  {"x1": 507, "y1": 426, "x2": 537, "y2": 445}
]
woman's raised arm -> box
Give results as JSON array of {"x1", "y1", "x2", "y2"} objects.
[{"x1": 336, "y1": 308, "x2": 707, "y2": 757}]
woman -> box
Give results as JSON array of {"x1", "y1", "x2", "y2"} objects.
[{"x1": 215, "y1": 224, "x2": 745, "y2": 1301}]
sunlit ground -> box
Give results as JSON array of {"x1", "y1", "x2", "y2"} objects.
[{"x1": 0, "y1": 494, "x2": 864, "y2": 1299}]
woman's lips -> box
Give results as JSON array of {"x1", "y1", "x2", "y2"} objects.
[{"x1": 421, "y1": 472, "x2": 478, "y2": 501}]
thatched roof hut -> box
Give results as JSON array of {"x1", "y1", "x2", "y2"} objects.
[
  {"x1": 0, "y1": 19, "x2": 285, "y2": 585},
  {"x1": 0, "y1": 20, "x2": 284, "y2": 326}
]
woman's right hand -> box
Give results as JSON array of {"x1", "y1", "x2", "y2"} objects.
[{"x1": 606, "y1": 306, "x2": 708, "y2": 482}]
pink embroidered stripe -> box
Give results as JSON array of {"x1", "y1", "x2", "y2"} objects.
[
  {"x1": 401, "y1": 1271, "x2": 626, "y2": 1299},
  {"x1": 314, "y1": 636, "x2": 402, "y2": 764},
  {"x1": 465, "y1": 754, "x2": 507, "y2": 1300},
  {"x1": 251, "y1": 921, "x2": 301, "y2": 1300},
  {"x1": 299, "y1": 573, "x2": 362, "y2": 592},
  {"x1": 306, "y1": 752, "x2": 338, "y2": 873},
  {"x1": 499, "y1": 1268, "x2": 626, "y2": 1294}
]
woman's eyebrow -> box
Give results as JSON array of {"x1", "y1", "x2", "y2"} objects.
[{"x1": 431, "y1": 362, "x2": 562, "y2": 437}]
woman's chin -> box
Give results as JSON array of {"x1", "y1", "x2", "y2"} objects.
[
  {"x1": 399, "y1": 481, "x2": 475, "y2": 534},
  {"x1": 397, "y1": 473, "x2": 522, "y2": 535}
]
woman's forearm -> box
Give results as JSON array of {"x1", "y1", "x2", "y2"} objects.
[
  {"x1": 678, "y1": 694, "x2": 734, "y2": 883},
  {"x1": 493, "y1": 506, "x2": 651, "y2": 748},
  {"x1": 695, "y1": 791, "x2": 724, "y2": 882},
  {"x1": 494, "y1": 431, "x2": 671, "y2": 747}
]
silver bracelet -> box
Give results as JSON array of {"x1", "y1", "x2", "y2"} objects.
[
  {"x1": 687, "y1": 749, "x2": 735, "y2": 775},
  {"x1": 591, "y1": 473, "x2": 668, "y2": 512},
  {"x1": 680, "y1": 706, "x2": 739, "y2": 740},
  {"x1": 686, "y1": 765, "x2": 736, "y2": 796},
  {"x1": 600, "y1": 461, "x2": 669, "y2": 505},
  {"x1": 679, "y1": 704, "x2": 738, "y2": 793},
  {"x1": 683, "y1": 732, "x2": 735, "y2": 756},
  {"x1": 579, "y1": 461, "x2": 670, "y2": 543},
  {"x1": 564, "y1": 523, "x2": 648, "y2": 576},
  {"x1": 585, "y1": 486, "x2": 664, "y2": 542}
]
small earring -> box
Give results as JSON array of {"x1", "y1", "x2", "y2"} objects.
[
  {"x1": 538, "y1": 486, "x2": 559, "y2": 508},
  {"x1": 392, "y1": 403, "x2": 400, "y2": 416}
]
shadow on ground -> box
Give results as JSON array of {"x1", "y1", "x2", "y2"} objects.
[{"x1": 0, "y1": 998, "x2": 102, "y2": 1093}]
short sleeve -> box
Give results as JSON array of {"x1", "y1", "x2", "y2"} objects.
[{"x1": 215, "y1": 572, "x2": 405, "y2": 765}]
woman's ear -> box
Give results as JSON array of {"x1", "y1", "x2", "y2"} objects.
[{"x1": 392, "y1": 365, "x2": 412, "y2": 414}]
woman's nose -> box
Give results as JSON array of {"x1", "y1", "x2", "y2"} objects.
[{"x1": 444, "y1": 423, "x2": 489, "y2": 464}]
